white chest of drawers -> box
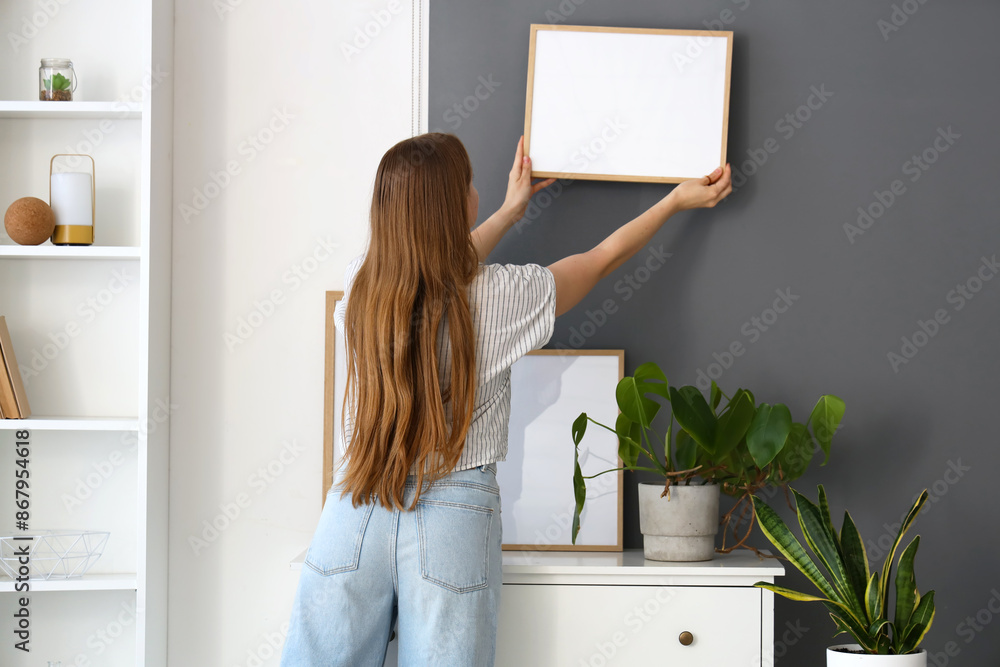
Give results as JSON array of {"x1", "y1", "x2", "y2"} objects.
[{"x1": 494, "y1": 549, "x2": 784, "y2": 666}]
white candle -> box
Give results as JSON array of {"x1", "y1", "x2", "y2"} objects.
[{"x1": 50, "y1": 172, "x2": 93, "y2": 227}]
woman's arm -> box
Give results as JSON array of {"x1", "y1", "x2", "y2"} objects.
[
  {"x1": 471, "y1": 136, "x2": 555, "y2": 262},
  {"x1": 547, "y1": 165, "x2": 732, "y2": 317}
]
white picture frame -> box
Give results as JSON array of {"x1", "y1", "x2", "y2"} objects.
[{"x1": 524, "y1": 24, "x2": 733, "y2": 184}]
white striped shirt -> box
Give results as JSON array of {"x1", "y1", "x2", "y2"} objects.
[{"x1": 334, "y1": 255, "x2": 557, "y2": 472}]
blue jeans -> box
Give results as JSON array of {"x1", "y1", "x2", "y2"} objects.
[{"x1": 281, "y1": 463, "x2": 502, "y2": 667}]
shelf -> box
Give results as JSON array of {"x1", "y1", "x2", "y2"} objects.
[
  {"x1": 0, "y1": 101, "x2": 142, "y2": 120},
  {"x1": 0, "y1": 573, "x2": 137, "y2": 593},
  {"x1": 0, "y1": 416, "x2": 139, "y2": 432},
  {"x1": 0, "y1": 245, "x2": 141, "y2": 260}
]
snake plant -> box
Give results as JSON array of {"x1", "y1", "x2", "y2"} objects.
[{"x1": 752, "y1": 486, "x2": 934, "y2": 655}]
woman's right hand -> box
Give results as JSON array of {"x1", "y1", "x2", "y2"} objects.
[{"x1": 669, "y1": 164, "x2": 733, "y2": 211}]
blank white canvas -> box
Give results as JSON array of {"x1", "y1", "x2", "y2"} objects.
[
  {"x1": 528, "y1": 28, "x2": 730, "y2": 181},
  {"x1": 498, "y1": 353, "x2": 621, "y2": 548}
]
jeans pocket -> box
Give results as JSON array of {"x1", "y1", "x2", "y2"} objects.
[
  {"x1": 304, "y1": 496, "x2": 375, "y2": 575},
  {"x1": 416, "y1": 499, "x2": 494, "y2": 593}
]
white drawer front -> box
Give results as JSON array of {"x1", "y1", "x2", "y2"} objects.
[{"x1": 496, "y1": 584, "x2": 762, "y2": 666}]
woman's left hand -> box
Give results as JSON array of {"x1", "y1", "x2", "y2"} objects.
[{"x1": 502, "y1": 136, "x2": 556, "y2": 222}]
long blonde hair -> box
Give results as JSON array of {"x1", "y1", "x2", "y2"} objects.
[{"x1": 340, "y1": 133, "x2": 479, "y2": 510}]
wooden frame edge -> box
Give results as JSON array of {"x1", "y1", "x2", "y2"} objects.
[
  {"x1": 523, "y1": 24, "x2": 734, "y2": 184},
  {"x1": 322, "y1": 290, "x2": 344, "y2": 506}
]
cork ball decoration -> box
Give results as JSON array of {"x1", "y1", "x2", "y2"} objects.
[{"x1": 4, "y1": 197, "x2": 56, "y2": 245}]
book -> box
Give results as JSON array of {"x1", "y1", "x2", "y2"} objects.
[
  {"x1": 0, "y1": 338, "x2": 18, "y2": 418},
  {"x1": 0, "y1": 317, "x2": 31, "y2": 419}
]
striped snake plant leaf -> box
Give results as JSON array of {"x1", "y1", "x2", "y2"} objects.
[
  {"x1": 879, "y1": 491, "x2": 929, "y2": 619},
  {"x1": 754, "y1": 582, "x2": 833, "y2": 603},
  {"x1": 894, "y1": 535, "x2": 921, "y2": 640},
  {"x1": 899, "y1": 589, "x2": 936, "y2": 655},
  {"x1": 865, "y1": 572, "x2": 883, "y2": 626},
  {"x1": 793, "y1": 490, "x2": 866, "y2": 622},
  {"x1": 824, "y1": 603, "x2": 878, "y2": 653},
  {"x1": 841, "y1": 511, "x2": 872, "y2": 607},
  {"x1": 818, "y1": 485, "x2": 841, "y2": 552},
  {"x1": 752, "y1": 495, "x2": 843, "y2": 604}
]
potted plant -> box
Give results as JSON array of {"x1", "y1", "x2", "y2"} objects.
[
  {"x1": 571, "y1": 361, "x2": 845, "y2": 561},
  {"x1": 752, "y1": 486, "x2": 934, "y2": 665}
]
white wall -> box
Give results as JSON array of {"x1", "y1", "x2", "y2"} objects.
[{"x1": 170, "y1": 2, "x2": 415, "y2": 664}]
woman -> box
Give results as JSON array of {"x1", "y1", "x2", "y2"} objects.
[{"x1": 282, "y1": 133, "x2": 731, "y2": 666}]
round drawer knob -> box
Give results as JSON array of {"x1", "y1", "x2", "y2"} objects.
[{"x1": 678, "y1": 631, "x2": 694, "y2": 646}]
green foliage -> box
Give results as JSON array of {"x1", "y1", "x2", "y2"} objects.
[
  {"x1": 44, "y1": 73, "x2": 72, "y2": 91},
  {"x1": 753, "y1": 486, "x2": 935, "y2": 655},
  {"x1": 570, "y1": 361, "x2": 845, "y2": 545}
]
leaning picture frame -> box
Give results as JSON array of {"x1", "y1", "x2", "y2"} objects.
[{"x1": 524, "y1": 24, "x2": 733, "y2": 183}]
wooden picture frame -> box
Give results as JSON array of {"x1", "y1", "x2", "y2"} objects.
[
  {"x1": 322, "y1": 290, "x2": 344, "y2": 504},
  {"x1": 499, "y1": 349, "x2": 624, "y2": 551},
  {"x1": 524, "y1": 24, "x2": 733, "y2": 184}
]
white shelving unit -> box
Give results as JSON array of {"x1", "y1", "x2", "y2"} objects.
[{"x1": 0, "y1": 2, "x2": 172, "y2": 665}]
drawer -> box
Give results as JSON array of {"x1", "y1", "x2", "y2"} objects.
[{"x1": 496, "y1": 584, "x2": 762, "y2": 666}]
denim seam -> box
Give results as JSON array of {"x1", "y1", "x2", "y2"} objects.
[
  {"x1": 403, "y1": 480, "x2": 499, "y2": 496},
  {"x1": 304, "y1": 502, "x2": 375, "y2": 576},
  {"x1": 416, "y1": 503, "x2": 493, "y2": 593},
  {"x1": 390, "y1": 508, "x2": 399, "y2": 596}
]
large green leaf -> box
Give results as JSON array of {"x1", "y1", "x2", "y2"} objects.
[
  {"x1": 669, "y1": 386, "x2": 717, "y2": 454},
  {"x1": 878, "y1": 491, "x2": 929, "y2": 619},
  {"x1": 710, "y1": 380, "x2": 722, "y2": 410},
  {"x1": 776, "y1": 422, "x2": 814, "y2": 481},
  {"x1": 747, "y1": 403, "x2": 792, "y2": 467},
  {"x1": 615, "y1": 413, "x2": 643, "y2": 468},
  {"x1": 752, "y1": 496, "x2": 842, "y2": 604},
  {"x1": 894, "y1": 536, "x2": 921, "y2": 643},
  {"x1": 615, "y1": 363, "x2": 670, "y2": 428},
  {"x1": 898, "y1": 590, "x2": 935, "y2": 655},
  {"x1": 714, "y1": 389, "x2": 754, "y2": 458},
  {"x1": 808, "y1": 395, "x2": 845, "y2": 465},
  {"x1": 841, "y1": 511, "x2": 871, "y2": 608},
  {"x1": 674, "y1": 428, "x2": 697, "y2": 470},
  {"x1": 793, "y1": 489, "x2": 865, "y2": 622}
]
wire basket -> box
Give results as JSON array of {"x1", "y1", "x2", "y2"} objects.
[{"x1": 0, "y1": 530, "x2": 109, "y2": 580}]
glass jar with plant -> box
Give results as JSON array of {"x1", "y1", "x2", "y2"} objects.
[
  {"x1": 570, "y1": 362, "x2": 845, "y2": 559},
  {"x1": 752, "y1": 486, "x2": 934, "y2": 665}
]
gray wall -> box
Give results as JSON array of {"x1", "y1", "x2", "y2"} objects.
[{"x1": 429, "y1": 0, "x2": 999, "y2": 663}]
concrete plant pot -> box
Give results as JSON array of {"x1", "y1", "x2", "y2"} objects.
[
  {"x1": 827, "y1": 645, "x2": 927, "y2": 666},
  {"x1": 637, "y1": 482, "x2": 719, "y2": 562}
]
